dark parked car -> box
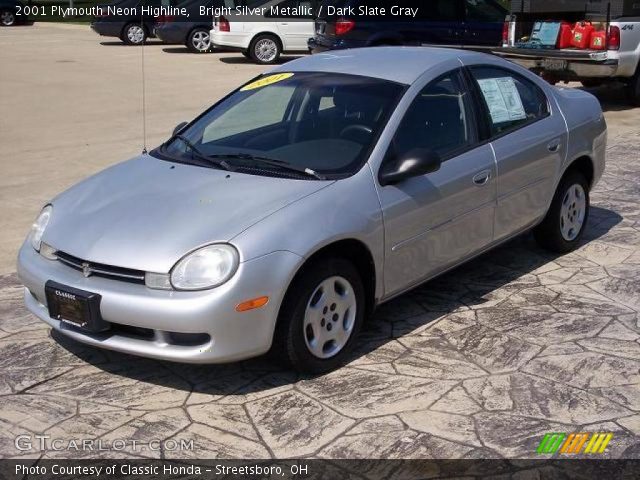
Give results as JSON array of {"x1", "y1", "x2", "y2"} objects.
[
  {"x1": 155, "y1": 0, "x2": 226, "y2": 53},
  {"x1": 91, "y1": 0, "x2": 178, "y2": 45},
  {"x1": 1, "y1": 0, "x2": 26, "y2": 26},
  {"x1": 309, "y1": 0, "x2": 507, "y2": 53}
]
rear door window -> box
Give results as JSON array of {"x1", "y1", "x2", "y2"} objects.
[{"x1": 469, "y1": 66, "x2": 549, "y2": 137}]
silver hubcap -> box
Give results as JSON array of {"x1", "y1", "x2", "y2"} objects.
[
  {"x1": 303, "y1": 276, "x2": 357, "y2": 359},
  {"x1": 192, "y1": 31, "x2": 210, "y2": 51},
  {"x1": 560, "y1": 184, "x2": 586, "y2": 241},
  {"x1": 1, "y1": 11, "x2": 15, "y2": 25},
  {"x1": 127, "y1": 25, "x2": 144, "y2": 44},
  {"x1": 254, "y1": 38, "x2": 278, "y2": 62}
]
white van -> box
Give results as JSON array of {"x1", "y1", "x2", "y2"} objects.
[{"x1": 211, "y1": 0, "x2": 317, "y2": 64}]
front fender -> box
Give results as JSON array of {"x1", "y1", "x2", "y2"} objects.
[{"x1": 231, "y1": 167, "x2": 385, "y2": 300}]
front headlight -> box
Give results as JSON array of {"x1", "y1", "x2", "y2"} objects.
[
  {"x1": 170, "y1": 244, "x2": 239, "y2": 291},
  {"x1": 30, "y1": 205, "x2": 53, "y2": 252}
]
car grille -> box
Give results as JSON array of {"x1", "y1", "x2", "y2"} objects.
[{"x1": 56, "y1": 251, "x2": 146, "y2": 284}]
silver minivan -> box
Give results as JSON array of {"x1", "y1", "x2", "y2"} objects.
[{"x1": 18, "y1": 48, "x2": 606, "y2": 372}]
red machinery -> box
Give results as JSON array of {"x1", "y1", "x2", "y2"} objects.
[
  {"x1": 571, "y1": 21, "x2": 595, "y2": 48},
  {"x1": 557, "y1": 21, "x2": 574, "y2": 48}
]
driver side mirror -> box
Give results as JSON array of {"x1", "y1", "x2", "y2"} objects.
[
  {"x1": 172, "y1": 121, "x2": 189, "y2": 137},
  {"x1": 379, "y1": 148, "x2": 442, "y2": 187}
]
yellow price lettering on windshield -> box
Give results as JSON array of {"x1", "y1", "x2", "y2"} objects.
[{"x1": 241, "y1": 73, "x2": 294, "y2": 91}]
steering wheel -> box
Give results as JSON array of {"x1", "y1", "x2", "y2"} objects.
[{"x1": 340, "y1": 124, "x2": 373, "y2": 143}]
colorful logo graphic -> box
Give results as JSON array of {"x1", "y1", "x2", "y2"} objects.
[{"x1": 536, "y1": 432, "x2": 613, "y2": 455}]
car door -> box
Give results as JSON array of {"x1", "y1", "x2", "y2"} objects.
[
  {"x1": 378, "y1": 69, "x2": 497, "y2": 297},
  {"x1": 268, "y1": 0, "x2": 317, "y2": 50},
  {"x1": 467, "y1": 65, "x2": 567, "y2": 241}
]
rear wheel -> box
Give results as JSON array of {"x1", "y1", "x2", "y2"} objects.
[
  {"x1": 0, "y1": 9, "x2": 16, "y2": 26},
  {"x1": 187, "y1": 28, "x2": 211, "y2": 53},
  {"x1": 273, "y1": 258, "x2": 365, "y2": 373},
  {"x1": 534, "y1": 170, "x2": 590, "y2": 253},
  {"x1": 122, "y1": 23, "x2": 146, "y2": 45},
  {"x1": 249, "y1": 34, "x2": 281, "y2": 64}
]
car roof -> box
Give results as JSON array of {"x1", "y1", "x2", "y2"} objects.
[{"x1": 269, "y1": 47, "x2": 494, "y2": 85}]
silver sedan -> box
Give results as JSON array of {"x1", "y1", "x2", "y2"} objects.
[{"x1": 18, "y1": 47, "x2": 606, "y2": 373}]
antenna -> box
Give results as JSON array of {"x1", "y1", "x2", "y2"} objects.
[{"x1": 141, "y1": 0, "x2": 148, "y2": 155}]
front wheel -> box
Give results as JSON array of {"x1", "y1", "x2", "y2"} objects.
[
  {"x1": 249, "y1": 34, "x2": 281, "y2": 64},
  {"x1": 122, "y1": 23, "x2": 146, "y2": 45},
  {"x1": 187, "y1": 28, "x2": 211, "y2": 53},
  {"x1": 0, "y1": 9, "x2": 16, "y2": 26},
  {"x1": 273, "y1": 258, "x2": 365, "y2": 374},
  {"x1": 534, "y1": 170, "x2": 590, "y2": 253}
]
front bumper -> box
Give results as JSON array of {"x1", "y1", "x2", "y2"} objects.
[{"x1": 17, "y1": 243, "x2": 302, "y2": 364}]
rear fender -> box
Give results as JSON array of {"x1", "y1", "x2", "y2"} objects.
[{"x1": 553, "y1": 87, "x2": 607, "y2": 189}]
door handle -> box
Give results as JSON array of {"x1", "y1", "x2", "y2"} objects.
[
  {"x1": 473, "y1": 170, "x2": 491, "y2": 186},
  {"x1": 548, "y1": 141, "x2": 562, "y2": 152}
]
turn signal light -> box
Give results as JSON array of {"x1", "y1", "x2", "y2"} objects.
[{"x1": 236, "y1": 296, "x2": 269, "y2": 312}]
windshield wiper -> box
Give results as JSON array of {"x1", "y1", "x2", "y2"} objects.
[
  {"x1": 173, "y1": 135, "x2": 234, "y2": 172},
  {"x1": 210, "y1": 153, "x2": 327, "y2": 180}
]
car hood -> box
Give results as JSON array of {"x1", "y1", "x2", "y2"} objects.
[{"x1": 43, "y1": 155, "x2": 332, "y2": 273}]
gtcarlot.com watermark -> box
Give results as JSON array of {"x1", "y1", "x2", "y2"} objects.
[{"x1": 15, "y1": 434, "x2": 193, "y2": 452}]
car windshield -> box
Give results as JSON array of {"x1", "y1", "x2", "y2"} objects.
[{"x1": 159, "y1": 72, "x2": 405, "y2": 178}]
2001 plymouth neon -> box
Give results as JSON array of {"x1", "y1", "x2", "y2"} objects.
[{"x1": 18, "y1": 47, "x2": 606, "y2": 373}]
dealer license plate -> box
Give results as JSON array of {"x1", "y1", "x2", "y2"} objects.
[{"x1": 45, "y1": 281, "x2": 109, "y2": 332}]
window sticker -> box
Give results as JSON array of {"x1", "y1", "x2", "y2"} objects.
[
  {"x1": 240, "y1": 73, "x2": 294, "y2": 91},
  {"x1": 477, "y1": 77, "x2": 527, "y2": 124}
]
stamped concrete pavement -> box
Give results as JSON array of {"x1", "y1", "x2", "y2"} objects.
[{"x1": 1, "y1": 129, "x2": 639, "y2": 459}]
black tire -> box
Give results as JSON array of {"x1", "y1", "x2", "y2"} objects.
[
  {"x1": 580, "y1": 79, "x2": 605, "y2": 89},
  {"x1": 625, "y1": 70, "x2": 640, "y2": 107},
  {"x1": 272, "y1": 257, "x2": 365, "y2": 374},
  {"x1": 0, "y1": 9, "x2": 16, "y2": 26},
  {"x1": 534, "y1": 170, "x2": 590, "y2": 253},
  {"x1": 241, "y1": 51, "x2": 251, "y2": 59},
  {"x1": 249, "y1": 34, "x2": 281, "y2": 64},
  {"x1": 121, "y1": 23, "x2": 147, "y2": 45},
  {"x1": 187, "y1": 27, "x2": 211, "y2": 53}
]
